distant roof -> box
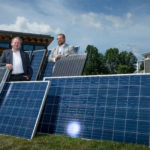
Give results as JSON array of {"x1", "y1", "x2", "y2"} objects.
[
  {"x1": 0, "y1": 30, "x2": 54, "y2": 46},
  {"x1": 142, "y1": 52, "x2": 150, "y2": 58}
]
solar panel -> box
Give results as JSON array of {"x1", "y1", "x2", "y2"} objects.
[
  {"x1": 30, "y1": 50, "x2": 47, "y2": 80},
  {"x1": 0, "y1": 66, "x2": 10, "y2": 94},
  {"x1": 40, "y1": 50, "x2": 54, "y2": 80},
  {"x1": 39, "y1": 74, "x2": 150, "y2": 146},
  {"x1": 52, "y1": 53, "x2": 87, "y2": 77},
  {"x1": 0, "y1": 81, "x2": 50, "y2": 139}
]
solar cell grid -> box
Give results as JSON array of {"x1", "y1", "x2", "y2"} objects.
[
  {"x1": 39, "y1": 74, "x2": 150, "y2": 146},
  {"x1": 0, "y1": 81, "x2": 50, "y2": 139},
  {"x1": 30, "y1": 50, "x2": 47, "y2": 80},
  {"x1": 52, "y1": 53, "x2": 87, "y2": 77},
  {"x1": 40, "y1": 50, "x2": 53, "y2": 80}
]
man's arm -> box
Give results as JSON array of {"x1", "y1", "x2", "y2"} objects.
[
  {"x1": 48, "y1": 48, "x2": 57, "y2": 63},
  {"x1": 0, "y1": 51, "x2": 7, "y2": 66},
  {"x1": 0, "y1": 50, "x2": 13, "y2": 70}
]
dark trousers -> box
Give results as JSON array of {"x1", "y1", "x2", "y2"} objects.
[{"x1": 9, "y1": 74, "x2": 28, "y2": 81}]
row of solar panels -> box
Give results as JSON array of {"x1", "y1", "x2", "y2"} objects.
[
  {"x1": 0, "y1": 74, "x2": 150, "y2": 146},
  {"x1": 0, "y1": 50, "x2": 149, "y2": 146},
  {"x1": 26, "y1": 50, "x2": 53, "y2": 81},
  {"x1": 26, "y1": 49, "x2": 87, "y2": 80}
]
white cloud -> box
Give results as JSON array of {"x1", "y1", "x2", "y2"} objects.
[
  {"x1": 72, "y1": 12, "x2": 133, "y2": 30},
  {"x1": 115, "y1": 42, "x2": 145, "y2": 60},
  {"x1": 79, "y1": 12, "x2": 104, "y2": 29},
  {"x1": 0, "y1": 0, "x2": 150, "y2": 60},
  {"x1": 0, "y1": 16, "x2": 61, "y2": 34}
]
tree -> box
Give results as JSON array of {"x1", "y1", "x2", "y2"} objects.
[
  {"x1": 117, "y1": 51, "x2": 137, "y2": 73},
  {"x1": 105, "y1": 48, "x2": 119, "y2": 74},
  {"x1": 140, "y1": 61, "x2": 144, "y2": 71},
  {"x1": 83, "y1": 45, "x2": 108, "y2": 75},
  {"x1": 83, "y1": 45, "x2": 137, "y2": 75}
]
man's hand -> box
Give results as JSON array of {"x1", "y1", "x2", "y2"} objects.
[
  {"x1": 55, "y1": 54, "x2": 62, "y2": 61},
  {"x1": 65, "y1": 54, "x2": 69, "y2": 56},
  {"x1": 6, "y1": 64, "x2": 13, "y2": 70},
  {"x1": 23, "y1": 75, "x2": 29, "y2": 80}
]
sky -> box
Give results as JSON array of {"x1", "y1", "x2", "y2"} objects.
[{"x1": 0, "y1": 0, "x2": 150, "y2": 60}]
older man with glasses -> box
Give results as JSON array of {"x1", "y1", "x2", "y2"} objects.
[{"x1": 0, "y1": 37, "x2": 33, "y2": 81}]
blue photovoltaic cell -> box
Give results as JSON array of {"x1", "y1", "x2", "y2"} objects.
[
  {"x1": 0, "y1": 81, "x2": 50, "y2": 139},
  {"x1": 40, "y1": 50, "x2": 53, "y2": 80},
  {"x1": 30, "y1": 50, "x2": 47, "y2": 81},
  {"x1": 38, "y1": 74, "x2": 150, "y2": 146}
]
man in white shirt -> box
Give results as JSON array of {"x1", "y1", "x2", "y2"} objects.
[
  {"x1": 0, "y1": 37, "x2": 33, "y2": 81},
  {"x1": 48, "y1": 33, "x2": 77, "y2": 63}
]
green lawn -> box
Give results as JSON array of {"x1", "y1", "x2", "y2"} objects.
[{"x1": 0, "y1": 134, "x2": 149, "y2": 150}]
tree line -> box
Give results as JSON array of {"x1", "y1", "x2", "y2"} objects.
[{"x1": 83, "y1": 45, "x2": 137, "y2": 75}]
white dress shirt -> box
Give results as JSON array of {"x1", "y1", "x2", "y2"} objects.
[
  {"x1": 52, "y1": 44, "x2": 65, "y2": 62},
  {"x1": 12, "y1": 50, "x2": 24, "y2": 74},
  {"x1": 58, "y1": 44, "x2": 65, "y2": 54}
]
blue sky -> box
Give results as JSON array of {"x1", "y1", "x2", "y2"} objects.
[{"x1": 0, "y1": 0, "x2": 150, "y2": 59}]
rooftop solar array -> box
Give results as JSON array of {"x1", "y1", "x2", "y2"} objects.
[
  {"x1": 40, "y1": 50, "x2": 54, "y2": 80},
  {"x1": 52, "y1": 53, "x2": 87, "y2": 77},
  {"x1": 30, "y1": 50, "x2": 47, "y2": 81},
  {"x1": 0, "y1": 81, "x2": 50, "y2": 139},
  {"x1": 0, "y1": 66, "x2": 10, "y2": 94},
  {"x1": 38, "y1": 74, "x2": 150, "y2": 146}
]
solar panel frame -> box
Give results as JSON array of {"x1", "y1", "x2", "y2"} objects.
[
  {"x1": 41, "y1": 74, "x2": 150, "y2": 146},
  {"x1": 0, "y1": 81, "x2": 50, "y2": 139},
  {"x1": 0, "y1": 66, "x2": 10, "y2": 94}
]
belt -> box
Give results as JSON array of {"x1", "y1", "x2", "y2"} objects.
[{"x1": 11, "y1": 73, "x2": 24, "y2": 76}]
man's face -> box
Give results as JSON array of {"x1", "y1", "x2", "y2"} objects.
[
  {"x1": 11, "y1": 38, "x2": 21, "y2": 50},
  {"x1": 57, "y1": 35, "x2": 65, "y2": 46}
]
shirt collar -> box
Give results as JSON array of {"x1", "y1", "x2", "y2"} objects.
[
  {"x1": 59, "y1": 43, "x2": 65, "y2": 48},
  {"x1": 12, "y1": 49, "x2": 20, "y2": 52}
]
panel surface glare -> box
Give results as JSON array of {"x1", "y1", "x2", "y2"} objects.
[{"x1": 39, "y1": 74, "x2": 150, "y2": 146}]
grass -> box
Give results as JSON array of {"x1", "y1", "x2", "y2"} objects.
[{"x1": 0, "y1": 134, "x2": 149, "y2": 150}]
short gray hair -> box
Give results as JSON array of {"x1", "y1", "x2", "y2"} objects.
[{"x1": 11, "y1": 37, "x2": 23, "y2": 44}]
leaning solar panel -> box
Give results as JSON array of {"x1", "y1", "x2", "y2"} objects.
[
  {"x1": 40, "y1": 50, "x2": 54, "y2": 80},
  {"x1": 52, "y1": 53, "x2": 87, "y2": 77},
  {"x1": 30, "y1": 49, "x2": 47, "y2": 80},
  {"x1": 40, "y1": 74, "x2": 150, "y2": 146},
  {"x1": 0, "y1": 81, "x2": 50, "y2": 139},
  {"x1": 0, "y1": 66, "x2": 10, "y2": 94}
]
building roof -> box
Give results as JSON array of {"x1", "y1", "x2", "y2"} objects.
[
  {"x1": 142, "y1": 52, "x2": 150, "y2": 58},
  {"x1": 0, "y1": 30, "x2": 54, "y2": 46}
]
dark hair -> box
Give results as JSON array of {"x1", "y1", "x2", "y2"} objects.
[
  {"x1": 11, "y1": 37, "x2": 23, "y2": 44},
  {"x1": 57, "y1": 33, "x2": 65, "y2": 39}
]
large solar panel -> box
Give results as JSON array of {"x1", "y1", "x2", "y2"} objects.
[
  {"x1": 52, "y1": 53, "x2": 87, "y2": 77},
  {"x1": 0, "y1": 66, "x2": 10, "y2": 94},
  {"x1": 40, "y1": 50, "x2": 54, "y2": 80},
  {"x1": 30, "y1": 50, "x2": 47, "y2": 80},
  {"x1": 0, "y1": 81, "x2": 50, "y2": 139},
  {"x1": 38, "y1": 74, "x2": 150, "y2": 146}
]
